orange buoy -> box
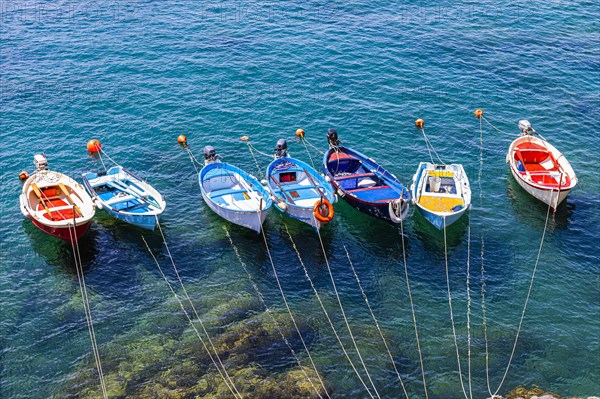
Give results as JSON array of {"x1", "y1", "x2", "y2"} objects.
[
  {"x1": 296, "y1": 128, "x2": 305, "y2": 138},
  {"x1": 313, "y1": 198, "x2": 334, "y2": 223},
  {"x1": 474, "y1": 109, "x2": 484, "y2": 118},
  {"x1": 177, "y1": 134, "x2": 187, "y2": 144},
  {"x1": 240, "y1": 135, "x2": 249, "y2": 142},
  {"x1": 415, "y1": 118, "x2": 424, "y2": 128},
  {"x1": 87, "y1": 139, "x2": 102, "y2": 153},
  {"x1": 19, "y1": 171, "x2": 29, "y2": 181}
]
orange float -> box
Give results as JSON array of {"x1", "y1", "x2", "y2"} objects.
[
  {"x1": 313, "y1": 198, "x2": 334, "y2": 223},
  {"x1": 415, "y1": 118, "x2": 424, "y2": 128},
  {"x1": 87, "y1": 139, "x2": 102, "y2": 153},
  {"x1": 474, "y1": 109, "x2": 484, "y2": 118},
  {"x1": 177, "y1": 134, "x2": 187, "y2": 144},
  {"x1": 296, "y1": 128, "x2": 305, "y2": 138}
]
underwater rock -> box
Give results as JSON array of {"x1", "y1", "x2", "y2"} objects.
[
  {"x1": 55, "y1": 306, "x2": 329, "y2": 398},
  {"x1": 500, "y1": 387, "x2": 598, "y2": 399}
]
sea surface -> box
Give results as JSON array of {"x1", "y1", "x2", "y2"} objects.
[{"x1": 1, "y1": 1, "x2": 599, "y2": 398}]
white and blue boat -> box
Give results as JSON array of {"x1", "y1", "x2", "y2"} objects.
[
  {"x1": 82, "y1": 166, "x2": 166, "y2": 230},
  {"x1": 266, "y1": 139, "x2": 336, "y2": 230},
  {"x1": 410, "y1": 162, "x2": 471, "y2": 230},
  {"x1": 199, "y1": 146, "x2": 272, "y2": 233}
]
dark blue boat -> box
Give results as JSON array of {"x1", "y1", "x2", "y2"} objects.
[{"x1": 322, "y1": 129, "x2": 410, "y2": 223}]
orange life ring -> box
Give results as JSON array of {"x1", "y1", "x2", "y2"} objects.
[{"x1": 313, "y1": 198, "x2": 334, "y2": 223}]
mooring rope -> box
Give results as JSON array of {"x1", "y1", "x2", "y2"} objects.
[
  {"x1": 492, "y1": 200, "x2": 552, "y2": 396},
  {"x1": 184, "y1": 147, "x2": 200, "y2": 174},
  {"x1": 481, "y1": 236, "x2": 493, "y2": 397},
  {"x1": 250, "y1": 222, "x2": 330, "y2": 399},
  {"x1": 141, "y1": 236, "x2": 242, "y2": 399},
  {"x1": 342, "y1": 244, "x2": 410, "y2": 399},
  {"x1": 304, "y1": 137, "x2": 325, "y2": 155},
  {"x1": 481, "y1": 115, "x2": 514, "y2": 137},
  {"x1": 315, "y1": 227, "x2": 382, "y2": 399},
  {"x1": 466, "y1": 224, "x2": 473, "y2": 399},
  {"x1": 419, "y1": 127, "x2": 445, "y2": 165},
  {"x1": 300, "y1": 137, "x2": 317, "y2": 170},
  {"x1": 154, "y1": 217, "x2": 243, "y2": 398},
  {"x1": 67, "y1": 222, "x2": 108, "y2": 399},
  {"x1": 226, "y1": 227, "x2": 329, "y2": 399},
  {"x1": 284, "y1": 225, "x2": 376, "y2": 399},
  {"x1": 442, "y1": 217, "x2": 471, "y2": 399},
  {"x1": 399, "y1": 213, "x2": 429, "y2": 399}
]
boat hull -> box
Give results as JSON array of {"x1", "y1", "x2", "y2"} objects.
[
  {"x1": 201, "y1": 191, "x2": 268, "y2": 233},
  {"x1": 101, "y1": 203, "x2": 158, "y2": 230},
  {"x1": 506, "y1": 134, "x2": 577, "y2": 209},
  {"x1": 29, "y1": 216, "x2": 91, "y2": 241},
  {"x1": 509, "y1": 166, "x2": 571, "y2": 208},
  {"x1": 417, "y1": 205, "x2": 468, "y2": 230},
  {"x1": 323, "y1": 146, "x2": 410, "y2": 224}
]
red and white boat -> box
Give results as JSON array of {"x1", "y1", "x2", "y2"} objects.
[
  {"x1": 20, "y1": 154, "x2": 95, "y2": 242},
  {"x1": 506, "y1": 120, "x2": 577, "y2": 209}
]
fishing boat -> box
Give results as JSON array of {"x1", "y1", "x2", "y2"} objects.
[
  {"x1": 82, "y1": 166, "x2": 166, "y2": 230},
  {"x1": 20, "y1": 154, "x2": 95, "y2": 241},
  {"x1": 507, "y1": 120, "x2": 577, "y2": 209},
  {"x1": 411, "y1": 163, "x2": 471, "y2": 230},
  {"x1": 322, "y1": 129, "x2": 410, "y2": 223},
  {"x1": 199, "y1": 146, "x2": 272, "y2": 233},
  {"x1": 266, "y1": 139, "x2": 336, "y2": 230}
]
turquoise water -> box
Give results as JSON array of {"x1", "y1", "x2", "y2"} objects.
[{"x1": 1, "y1": 1, "x2": 599, "y2": 398}]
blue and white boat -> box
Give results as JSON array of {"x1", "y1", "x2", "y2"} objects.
[
  {"x1": 322, "y1": 129, "x2": 410, "y2": 223},
  {"x1": 199, "y1": 146, "x2": 272, "y2": 233},
  {"x1": 410, "y1": 162, "x2": 471, "y2": 230},
  {"x1": 266, "y1": 139, "x2": 336, "y2": 230},
  {"x1": 82, "y1": 166, "x2": 166, "y2": 230}
]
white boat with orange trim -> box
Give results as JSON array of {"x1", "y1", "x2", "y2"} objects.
[
  {"x1": 19, "y1": 154, "x2": 95, "y2": 241},
  {"x1": 410, "y1": 163, "x2": 471, "y2": 230},
  {"x1": 506, "y1": 120, "x2": 577, "y2": 209}
]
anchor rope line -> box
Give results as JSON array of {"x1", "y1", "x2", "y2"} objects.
[
  {"x1": 245, "y1": 143, "x2": 265, "y2": 179},
  {"x1": 480, "y1": 237, "x2": 493, "y2": 397},
  {"x1": 442, "y1": 217, "x2": 471, "y2": 399},
  {"x1": 342, "y1": 244, "x2": 410, "y2": 399},
  {"x1": 227, "y1": 226, "x2": 329, "y2": 399},
  {"x1": 315, "y1": 226, "x2": 382, "y2": 399},
  {"x1": 304, "y1": 137, "x2": 325, "y2": 155},
  {"x1": 154, "y1": 216, "x2": 243, "y2": 398},
  {"x1": 419, "y1": 127, "x2": 445, "y2": 165},
  {"x1": 184, "y1": 147, "x2": 201, "y2": 174},
  {"x1": 492, "y1": 200, "x2": 552, "y2": 397},
  {"x1": 466, "y1": 224, "x2": 473, "y2": 399},
  {"x1": 399, "y1": 212, "x2": 429, "y2": 399},
  {"x1": 478, "y1": 111, "x2": 493, "y2": 397},
  {"x1": 284, "y1": 224, "x2": 376, "y2": 399},
  {"x1": 96, "y1": 148, "x2": 108, "y2": 171},
  {"x1": 301, "y1": 138, "x2": 317, "y2": 170},
  {"x1": 225, "y1": 227, "x2": 328, "y2": 399},
  {"x1": 67, "y1": 222, "x2": 108, "y2": 399},
  {"x1": 481, "y1": 115, "x2": 514, "y2": 137},
  {"x1": 141, "y1": 236, "x2": 242, "y2": 399},
  {"x1": 99, "y1": 148, "x2": 119, "y2": 167}
]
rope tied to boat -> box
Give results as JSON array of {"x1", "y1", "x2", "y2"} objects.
[
  {"x1": 398, "y1": 211, "x2": 430, "y2": 399},
  {"x1": 225, "y1": 225, "x2": 330, "y2": 399},
  {"x1": 284, "y1": 224, "x2": 377, "y2": 399},
  {"x1": 315, "y1": 224, "x2": 382, "y2": 399},
  {"x1": 342, "y1": 244, "x2": 410, "y2": 399},
  {"x1": 67, "y1": 220, "x2": 108, "y2": 399},
  {"x1": 417, "y1": 124, "x2": 445, "y2": 165},
  {"x1": 141, "y1": 235, "x2": 243, "y2": 399},
  {"x1": 491, "y1": 199, "x2": 553, "y2": 397},
  {"x1": 152, "y1": 216, "x2": 244, "y2": 398}
]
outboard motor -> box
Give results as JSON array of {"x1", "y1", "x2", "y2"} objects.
[
  {"x1": 34, "y1": 154, "x2": 48, "y2": 171},
  {"x1": 274, "y1": 139, "x2": 288, "y2": 158},
  {"x1": 518, "y1": 120, "x2": 533, "y2": 135},
  {"x1": 204, "y1": 146, "x2": 218, "y2": 164},
  {"x1": 327, "y1": 128, "x2": 340, "y2": 147}
]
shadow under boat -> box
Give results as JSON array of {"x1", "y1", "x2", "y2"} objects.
[{"x1": 506, "y1": 171, "x2": 574, "y2": 231}]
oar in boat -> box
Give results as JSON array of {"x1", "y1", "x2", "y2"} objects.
[
  {"x1": 301, "y1": 167, "x2": 326, "y2": 200},
  {"x1": 58, "y1": 183, "x2": 82, "y2": 217},
  {"x1": 270, "y1": 175, "x2": 295, "y2": 205},
  {"x1": 104, "y1": 179, "x2": 160, "y2": 209},
  {"x1": 31, "y1": 183, "x2": 54, "y2": 220}
]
